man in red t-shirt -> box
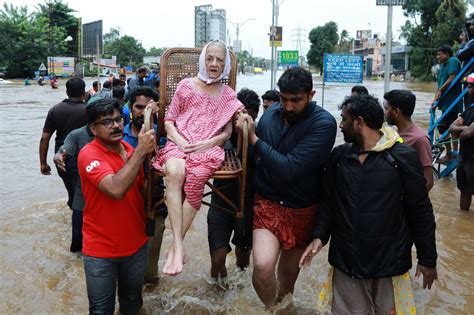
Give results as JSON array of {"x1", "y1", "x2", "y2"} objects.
[
  {"x1": 78, "y1": 98, "x2": 155, "y2": 314},
  {"x1": 384, "y1": 89, "x2": 434, "y2": 192}
]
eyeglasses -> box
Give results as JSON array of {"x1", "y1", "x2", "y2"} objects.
[{"x1": 94, "y1": 116, "x2": 124, "y2": 128}]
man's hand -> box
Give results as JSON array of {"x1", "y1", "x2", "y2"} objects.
[
  {"x1": 299, "y1": 238, "x2": 323, "y2": 268},
  {"x1": 415, "y1": 264, "x2": 438, "y2": 289},
  {"x1": 53, "y1": 150, "x2": 67, "y2": 172},
  {"x1": 136, "y1": 125, "x2": 156, "y2": 157},
  {"x1": 184, "y1": 139, "x2": 216, "y2": 153},
  {"x1": 146, "y1": 99, "x2": 159, "y2": 114},
  {"x1": 236, "y1": 113, "x2": 257, "y2": 145},
  {"x1": 40, "y1": 163, "x2": 52, "y2": 175},
  {"x1": 452, "y1": 115, "x2": 464, "y2": 126}
]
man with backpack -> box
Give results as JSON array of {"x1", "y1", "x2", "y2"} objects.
[{"x1": 300, "y1": 94, "x2": 438, "y2": 314}]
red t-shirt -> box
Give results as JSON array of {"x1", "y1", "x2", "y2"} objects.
[
  {"x1": 78, "y1": 139, "x2": 147, "y2": 258},
  {"x1": 398, "y1": 124, "x2": 432, "y2": 167}
]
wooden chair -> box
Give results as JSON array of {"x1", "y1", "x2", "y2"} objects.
[{"x1": 144, "y1": 47, "x2": 248, "y2": 236}]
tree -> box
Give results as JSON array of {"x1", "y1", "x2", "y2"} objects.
[
  {"x1": 0, "y1": 3, "x2": 66, "y2": 77},
  {"x1": 146, "y1": 47, "x2": 167, "y2": 56},
  {"x1": 401, "y1": 0, "x2": 467, "y2": 80},
  {"x1": 103, "y1": 28, "x2": 146, "y2": 67},
  {"x1": 307, "y1": 21, "x2": 339, "y2": 74},
  {"x1": 335, "y1": 29, "x2": 353, "y2": 54},
  {"x1": 36, "y1": 0, "x2": 79, "y2": 57}
]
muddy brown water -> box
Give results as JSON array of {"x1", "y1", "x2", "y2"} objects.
[{"x1": 0, "y1": 73, "x2": 473, "y2": 314}]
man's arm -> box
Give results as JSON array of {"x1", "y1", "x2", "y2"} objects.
[
  {"x1": 98, "y1": 127, "x2": 155, "y2": 199},
  {"x1": 436, "y1": 73, "x2": 457, "y2": 100},
  {"x1": 39, "y1": 131, "x2": 53, "y2": 175},
  {"x1": 396, "y1": 147, "x2": 437, "y2": 288},
  {"x1": 458, "y1": 122, "x2": 474, "y2": 139},
  {"x1": 423, "y1": 166, "x2": 434, "y2": 192}
]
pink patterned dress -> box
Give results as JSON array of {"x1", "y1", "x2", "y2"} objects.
[{"x1": 153, "y1": 78, "x2": 242, "y2": 209}]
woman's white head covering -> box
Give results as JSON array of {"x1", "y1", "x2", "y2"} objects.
[{"x1": 197, "y1": 39, "x2": 231, "y2": 85}]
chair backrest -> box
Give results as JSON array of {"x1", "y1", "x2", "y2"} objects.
[{"x1": 158, "y1": 47, "x2": 237, "y2": 137}]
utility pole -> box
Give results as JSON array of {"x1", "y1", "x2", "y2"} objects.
[
  {"x1": 292, "y1": 25, "x2": 306, "y2": 66},
  {"x1": 270, "y1": 0, "x2": 284, "y2": 89},
  {"x1": 384, "y1": 5, "x2": 393, "y2": 93},
  {"x1": 96, "y1": 35, "x2": 100, "y2": 83},
  {"x1": 224, "y1": 16, "x2": 255, "y2": 53}
]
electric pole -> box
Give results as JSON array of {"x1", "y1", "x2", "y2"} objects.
[{"x1": 292, "y1": 25, "x2": 306, "y2": 66}]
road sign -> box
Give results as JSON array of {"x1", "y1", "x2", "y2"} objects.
[
  {"x1": 376, "y1": 0, "x2": 406, "y2": 5},
  {"x1": 323, "y1": 53, "x2": 364, "y2": 84},
  {"x1": 278, "y1": 50, "x2": 299, "y2": 65},
  {"x1": 38, "y1": 63, "x2": 47, "y2": 71}
]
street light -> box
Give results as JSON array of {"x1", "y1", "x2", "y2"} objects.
[
  {"x1": 227, "y1": 18, "x2": 255, "y2": 42},
  {"x1": 216, "y1": 13, "x2": 255, "y2": 52}
]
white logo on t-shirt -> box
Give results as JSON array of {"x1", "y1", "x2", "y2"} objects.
[{"x1": 86, "y1": 160, "x2": 100, "y2": 172}]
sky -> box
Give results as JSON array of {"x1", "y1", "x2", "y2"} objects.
[{"x1": 12, "y1": 0, "x2": 434, "y2": 58}]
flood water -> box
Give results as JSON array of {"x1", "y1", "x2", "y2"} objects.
[{"x1": 0, "y1": 72, "x2": 473, "y2": 314}]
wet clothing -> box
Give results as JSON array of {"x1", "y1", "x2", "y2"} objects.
[
  {"x1": 253, "y1": 195, "x2": 317, "y2": 249},
  {"x1": 83, "y1": 243, "x2": 147, "y2": 314},
  {"x1": 59, "y1": 125, "x2": 94, "y2": 253},
  {"x1": 457, "y1": 160, "x2": 474, "y2": 194},
  {"x1": 59, "y1": 125, "x2": 95, "y2": 211},
  {"x1": 43, "y1": 98, "x2": 87, "y2": 152},
  {"x1": 312, "y1": 127, "x2": 437, "y2": 279},
  {"x1": 459, "y1": 105, "x2": 474, "y2": 161},
  {"x1": 331, "y1": 267, "x2": 395, "y2": 315},
  {"x1": 437, "y1": 57, "x2": 463, "y2": 113},
  {"x1": 398, "y1": 124, "x2": 432, "y2": 167},
  {"x1": 457, "y1": 105, "x2": 474, "y2": 194},
  {"x1": 207, "y1": 140, "x2": 254, "y2": 252},
  {"x1": 254, "y1": 101, "x2": 337, "y2": 208},
  {"x1": 78, "y1": 139, "x2": 147, "y2": 258},
  {"x1": 153, "y1": 79, "x2": 242, "y2": 210}
]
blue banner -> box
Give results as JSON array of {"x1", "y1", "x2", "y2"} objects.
[{"x1": 323, "y1": 53, "x2": 364, "y2": 84}]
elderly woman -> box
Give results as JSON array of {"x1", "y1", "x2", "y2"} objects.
[{"x1": 153, "y1": 40, "x2": 242, "y2": 275}]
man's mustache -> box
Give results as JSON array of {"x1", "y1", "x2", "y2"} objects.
[{"x1": 110, "y1": 128, "x2": 123, "y2": 136}]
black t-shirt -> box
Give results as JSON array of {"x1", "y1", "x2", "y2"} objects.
[
  {"x1": 43, "y1": 99, "x2": 87, "y2": 152},
  {"x1": 461, "y1": 105, "x2": 474, "y2": 160}
]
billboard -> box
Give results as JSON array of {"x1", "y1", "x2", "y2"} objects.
[
  {"x1": 47, "y1": 57, "x2": 75, "y2": 77},
  {"x1": 269, "y1": 26, "x2": 282, "y2": 47},
  {"x1": 82, "y1": 20, "x2": 103, "y2": 56},
  {"x1": 376, "y1": 0, "x2": 406, "y2": 5},
  {"x1": 356, "y1": 30, "x2": 372, "y2": 40},
  {"x1": 323, "y1": 53, "x2": 364, "y2": 84},
  {"x1": 278, "y1": 50, "x2": 299, "y2": 65}
]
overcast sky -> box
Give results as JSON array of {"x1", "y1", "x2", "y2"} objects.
[{"x1": 12, "y1": 0, "x2": 471, "y2": 58}]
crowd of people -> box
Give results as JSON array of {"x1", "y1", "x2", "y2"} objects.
[{"x1": 38, "y1": 38, "x2": 473, "y2": 314}]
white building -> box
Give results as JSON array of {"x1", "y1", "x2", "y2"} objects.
[{"x1": 194, "y1": 5, "x2": 226, "y2": 47}]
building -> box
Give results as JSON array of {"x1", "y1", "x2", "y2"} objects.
[
  {"x1": 381, "y1": 44, "x2": 412, "y2": 74},
  {"x1": 195, "y1": 5, "x2": 226, "y2": 47},
  {"x1": 352, "y1": 30, "x2": 383, "y2": 76}
]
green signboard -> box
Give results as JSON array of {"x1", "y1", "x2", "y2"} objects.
[{"x1": 278, "y1": 50, "x2": 299, "y2": 65}]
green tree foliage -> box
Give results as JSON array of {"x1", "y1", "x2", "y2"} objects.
[
  {"x1": 36, "y1": 0, "x2": 79, "y2": 57},
  {"x1": 307, "y1": 21, "x2": 339, "y2": 74},
  {"x1": 335, "y1": 29, "x2": 353, "y2": 54},
  {"x1": 104, "y1": 28, "x2": 146, "y2": 67},
  {"x1": 236, "y1": 50, "x2": 266, "y2": 69},
  {"x1": 402, "y1": 0, "x2": 467, "y2": 80},
  {"x1": 0, "y1": 3, "x2": 67, "y2": 77},
  {"x1": 146, "y1": 47, "x2": 167, "y2": 56}
]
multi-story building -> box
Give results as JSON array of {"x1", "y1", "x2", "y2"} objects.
[
  {"x1": 195, "y1": 5, "x2": 226, "y2": 47},
  {"x1": 353, "y1": 30, "x2": 383, "y2": 76}
]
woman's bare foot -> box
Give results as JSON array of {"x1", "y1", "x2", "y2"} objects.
[{"x1": 163, "y1": 243, "x2": 187, "y2": 276}]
